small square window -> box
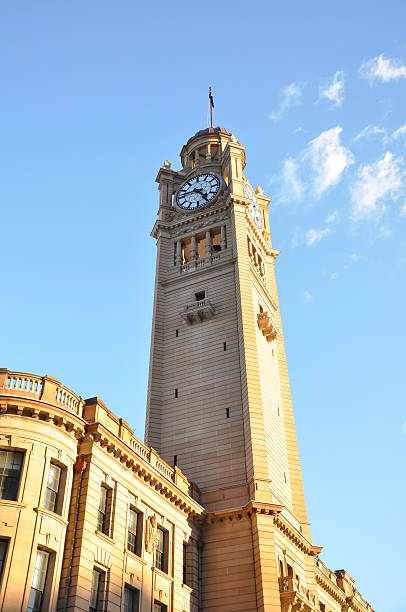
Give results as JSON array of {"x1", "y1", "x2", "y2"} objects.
[{"x1": 195, "y1": 291, "x2": 205, "y2": 301}]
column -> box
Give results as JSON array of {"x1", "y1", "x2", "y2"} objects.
[
  {"x1": 221, "y1": 224, "x2": 227, "y2": 250},
  {"x1": 190, "y1": 235, "x2": 197, "y2": 260},
  {"x1": 205, "y1": 231, "x2": 212, "y2": 257}
]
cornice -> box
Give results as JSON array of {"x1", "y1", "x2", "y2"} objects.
[
  {"x1": 85, "y1": 422, "x2": 205, "y2": 520},
  {"x1": 315, "y1": 571, "x2": 346, "y2": 605},
  {"x1": 0, "y1": 398, "x2": 86, "y2": 441},
  {"x1": 206, "y1": 500, "x2": 283, "y2": 524},
  {"x1": 151, "y1": 200, "x2": 232, "y2": 239},
  {"x1": 274, "y1": 514, "x2": 316, "y2": 555}
]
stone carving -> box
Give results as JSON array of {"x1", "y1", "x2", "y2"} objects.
[
  {"x1": 172, "y1": 210, "x2": 231, "y2": 238},
  {"x1": 145, "y1": 514, "x2": 157, "y2": 553}
]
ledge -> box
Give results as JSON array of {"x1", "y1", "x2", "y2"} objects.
[
  {"x1": 125, "y1": 550, "x2": 148, "y2": 566},
  {"x1": 95, "y1": 529, "x2": 117, "y2": 545}
]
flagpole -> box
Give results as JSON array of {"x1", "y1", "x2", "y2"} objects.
[{"x1": 209, "y1": 87, "x2": 214, "y2": 128}]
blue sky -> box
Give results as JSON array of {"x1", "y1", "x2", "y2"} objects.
[{"x1": 1, "y1": 1, "x2": 405, "y2": 610}]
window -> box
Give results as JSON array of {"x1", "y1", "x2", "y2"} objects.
[
  {"x1": 226, "y1": 408, "x2": 230, "y2": 419},
  {"x1": 27, "y1": 549, "x2": 50, "y2": 612},
  {"x1": 97, "y1": 485, "x2": 112, "y2": 535},
  {"x1": 89, "y1": 568, "x2": 104, "y2": 612},
  {"x1": 319, "y1": 604, "x2": 326, "y2": 612},
  {"x1": 223, "y1": 342, "x2": 227, "y2": 351},
  {"x1": 44, "y1": 463, "x2": 62, "y2": 513},
  {"x1": 153, "y1": 603, "x2": 167, "y2": 612},
  {"x1": 182, "y1": 543, "x2": 188, "y2": 585},
  {"x1": 195, "y1": 291, "x2": 205, "y2": 301},
  {"x1": 0, "y1": 450, "x2": 23, "y2": 500},
  {"x1": 124, "y1": 585, "x2": 140, "y2": 612},
  {"x1": 127, "y1": 508, "x2": 142, "y2": 556},
  {"x1": 0, "y1": 539, "x2": 8, "y2": 584},
  {"x1": 174, "y1": 388, "x2": 178, "y2": 398},
  {"x1": 155, "y1": 527, "x2": 168, "y2": 573}
]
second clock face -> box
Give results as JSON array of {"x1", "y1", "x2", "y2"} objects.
[
  {"x1": 176, "y1": 174, "x2": 220, "y2": 210},
  {"x1": 244, "y1": 182, "x2": 263, "y2": 229}
]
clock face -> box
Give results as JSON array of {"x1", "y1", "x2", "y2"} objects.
[
  {"x1": 176, "y1": 174, "x2": 220, "y2": 210},
  {"x1": 244, "y1": 182, "x2": 263, "y2": 229}
]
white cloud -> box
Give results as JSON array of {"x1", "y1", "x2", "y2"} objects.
[
  {"x1": 348, "y1": 253, "x2": 365, "y2": 262},
  {"x1": 400, "y1": 202, "x2": 406, "y2": 216},
  {"x1": 392, "y1": 124, "x2": 406, "y2": 141},
  {"x1": 307, "y1": 127, "x2": 355, "y2": 198},
  {"x1": 281, "y1": 158, "x2": 305, "y2": 201},
  {"x1": 319, "y1": 71, "x2": 345, "y2": 107},
  {"x1": 354, "y1": 125, "x2": 387, "y2": 142},
  {"x1": 351, "y1": 152, "x2": 406, "y2": 221},
  {"x1": 304, "y1": 290, "x2": 313, "y2": 303},
  {"x1": 379, "y1": 225, "x2": 392, "y2": 238},
  {"x1": 303, "y1": 211, "x2": 338, "y2": 247},
  {"x1": 278, "y1": 127, "x2": 354, "y2": 203},
  {"x1": 330, "y1": 272, "x2": 339, "y2": 280},
  {"x1": 305, "y1": 227, "x2": 331, "y2": 246},
  {"x1": 295, "y1": 126, "x2": 303, "y2": 133},
  {"x1": 359, "y1": 54, "x2": 406, "y2": 86},
  {"x1": 269, "y1": 82, "x2": 303, "y2": 121},
  {"x1": 325, "y1": 210, "x2": 339, "y2": 224}
]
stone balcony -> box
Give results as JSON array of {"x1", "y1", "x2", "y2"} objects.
[
  {"x1": 257, "y1": 311, "x2": 279, "y2": 342},
  {"x1": 279, "y1": 576, "x2": 318, "y2": 611},
  {"x1": 0, "y1": 368, "x2": 84, "y2": 416},
  {"x1": 181, "y1": 298, "x2": 215, "y2": 324}
]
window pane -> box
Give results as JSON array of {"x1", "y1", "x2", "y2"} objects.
[
  {"x1": 27, "y1": 588, "x2": 43, "y2": 612},
  {"x1": 128, "y1": 509, "x2": 137, "y2": 534},
  {"x1": 44, "y1": 488, "x2": 57, "y2": 512},
  {"x1": 127, "y1": 508, "x2": 139, "y2": 554},
  {"x1": 47, "y1": 464, "x2": 61, "y2": 492},
  {"x1": 0, "y1": 450, "x2": 23, "y2": 501},
  {"x1": 0, "y1": 540, "x2": 8, "y2": 581},
  {"x1": 44, "y1": 462, "x2": 62, "y2": 513},
  {"x1": 31, "y1": 550, "x2": 49, "y2": 591},
  {"x1": 27, "y1": 550, "x2": 49, "y2": 612},
  {"x1": 156, "y1": 528, "x2": 164, "y2": 554},
  {"x1": 89, "y1": 569, "x2": 101, "y2": 610},
  {"x1": 124, "y1": 587, "x2": 134, "y2": 612},
  {"x1": 99, "y1": 486, "x2": 107, "y2": 512}
]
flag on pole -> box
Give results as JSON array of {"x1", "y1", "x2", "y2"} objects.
[{"x1": 209, "y1": 87, "x2": 214, "y2": 108}]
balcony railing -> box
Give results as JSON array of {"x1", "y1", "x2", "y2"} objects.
[
  {"x1": 0, "y1": 369, "x2": 83, "y2": 416},
  {"x1": 181, "y1": 298, "x2": 215, "y2": 324}
]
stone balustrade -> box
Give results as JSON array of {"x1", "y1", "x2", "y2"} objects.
[
  {"x1": 181, "y1": 298, "x2": 215, "y2": 324},
  {"x1": 0, "y1": 368, "x2": 84, "y2": 416}
]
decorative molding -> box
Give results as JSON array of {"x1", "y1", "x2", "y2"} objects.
[{"x1": 145, "y1": 514, "x2": 157, "y2": 553}]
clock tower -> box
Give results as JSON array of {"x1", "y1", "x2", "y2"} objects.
[{"x1": 146, "y1": 126, "x2": 314, "y2": 611}]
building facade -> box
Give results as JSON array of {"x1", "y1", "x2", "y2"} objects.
[{"x1": 0, "y1": 127, "x2": 373, "y2": 611}]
